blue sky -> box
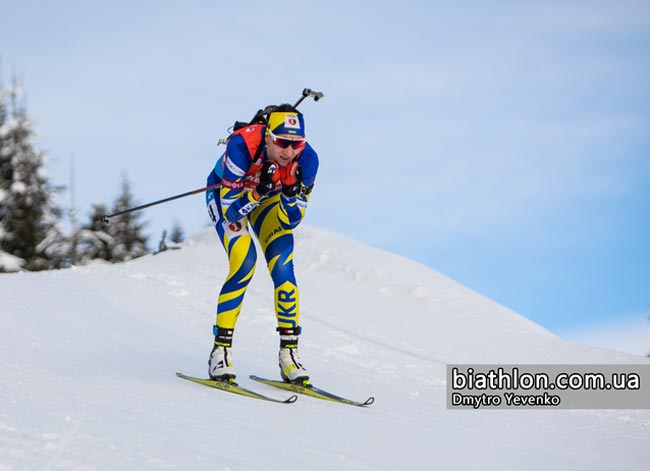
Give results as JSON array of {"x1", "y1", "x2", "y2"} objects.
[{"x1": 2, "y1": 0, "x2": 649, "y2": 352}]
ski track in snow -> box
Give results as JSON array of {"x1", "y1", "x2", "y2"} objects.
[
  {"x1": 42, "y1": 389, "x2": 88, "y2": 471},
  {"x1": 1, "y1": 226, "x2": 649, "y2": 470}
]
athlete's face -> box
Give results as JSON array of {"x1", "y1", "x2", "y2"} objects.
[{"x1": 265, "y1": 133, "x2": 305, "y2": 167}]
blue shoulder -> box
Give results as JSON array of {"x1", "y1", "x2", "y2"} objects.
[
  {"x1": 299, "y1": 143, "x2": 319, "y2": 187},
  {"x1": 222, "y1": 134, "x2": 253, "y2": 180}
]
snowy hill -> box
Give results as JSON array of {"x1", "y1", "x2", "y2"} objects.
[{"x1": 1, "y1": 226, "x2": 648, "y2": 471}]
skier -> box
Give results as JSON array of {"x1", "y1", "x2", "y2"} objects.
[{"x1": 205, "y1": 104, "x2": 319, "y2": 383}]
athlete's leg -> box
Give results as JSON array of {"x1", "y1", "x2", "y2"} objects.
[
  {"x1": 248, "y1": 194, "x2": 299, "y2": 330},
  {"x1": 206, "y1": 191, "x2": 258, "y2": 380},
  {"x1": 207, "y1": 192, "x2": 257, "y2": 329},
  {"x1": 249, "y1": 194, "x2": 309, "y2": 382}
]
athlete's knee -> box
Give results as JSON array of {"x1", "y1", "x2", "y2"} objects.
[
  {"x1": 238, "y1": 246, "x2": 257, "y2": 279},
  {"x1": 267, "y1": 251, "x2": 296, "y2": 286}
]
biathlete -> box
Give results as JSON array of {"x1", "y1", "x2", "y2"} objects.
[{"x1": 205, "y1": 104, "x2": 319, "y2": 383}]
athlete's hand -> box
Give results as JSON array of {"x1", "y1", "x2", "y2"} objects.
[
  {"x1": 253, "y1": 161, "x2": 279, "y2": 201},
  {"x1": 281, "y1": 161, "x2": 302, "y2": 198}
]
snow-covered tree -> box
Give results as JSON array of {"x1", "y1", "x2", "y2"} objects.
[
  {"x1": 75, "y1": 177, "x2": 149, "y2": 263},
  {"x1": 76, "y1": 202, "x2": 114, "y2": 263},
  {"x1": 156, "y1": 229, "x2": 169, "y2": 254},
  {"x1": 0, "y1": 79, "x2": 19, "y2": 270},
  {"x1": 169, "y1": 220, "x2": 184, "y2": 244},
  {"x1": 153, "y1": 220, "x2": 184, "y2": 255},
  {"x1": 105, "y1": 175, "x2": 148, "y2": 262},
  {"x1": 0, "y1": 82, "x2": 68, "y2": 272}
]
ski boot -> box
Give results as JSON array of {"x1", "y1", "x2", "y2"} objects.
[
  {"x1": 208, "y1": 327, "x2": 235, "y2": 381},
  {"x1": 278, "y1": 327, "x2": 309, "y2": 384}
]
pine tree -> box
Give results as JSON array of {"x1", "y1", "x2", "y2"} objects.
[
  {"x1": 106, "y1": 175, "x2": 148, "y2": 262},
  {"x1": 76, "y1": 202, "x2": 114, "y2": 263},
  {"x1": 0, "y1": 81, "x2": 68, "y2": 272},
  {"x1": 169, "y1": 220, "x2": 184, "y2": 244},
  {"x1": 156, "y1": 229, "x2": 168, "y2": 254},
  {"x1": 0, "y1": 84, "x2": 23, "y2": 271},
  {"x1": 74, "y1": 177, "x2": 150, "y2": 264}
]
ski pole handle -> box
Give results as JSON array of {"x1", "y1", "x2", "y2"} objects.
[{"x1": 293, "y1": 88, "x2": 324, "y2": 108}]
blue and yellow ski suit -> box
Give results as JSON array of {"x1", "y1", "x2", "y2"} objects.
[{"x1": 206, "y1": 125, "x2": 319, "y2": 331}]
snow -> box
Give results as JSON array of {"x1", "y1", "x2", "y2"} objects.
[
  {"x1": 8, "y1": 181, "x2": 26, "y2": 194},
  {"x1": 0, "y1": 251, "x2": 24, "y2": 272},
  {"x1": 1, "y1": 226, "x2": 648, "y2": 470}
]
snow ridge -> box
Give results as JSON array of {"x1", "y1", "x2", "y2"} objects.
[{"x1": 1, "y1": 226, "x2": 648, "y2": 470}]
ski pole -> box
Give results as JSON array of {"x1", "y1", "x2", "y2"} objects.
[{"x1": 99, "y1": 183, "x2": 221, "y2": 224}]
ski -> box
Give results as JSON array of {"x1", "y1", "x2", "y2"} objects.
[
  {"x1": 176, "y1": 372, "x2": 298, "y2": 404},
  {"x1": 249, "y1": 375, "x2": 374, "y2": 407}
]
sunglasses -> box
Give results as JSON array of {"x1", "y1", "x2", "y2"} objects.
[{"x1": 269, "y1": 130, "x2": 306, "y2": 149}]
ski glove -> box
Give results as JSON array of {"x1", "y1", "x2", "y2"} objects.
[
  {"x1": 281, "y1": 161, "x2": 302, "y2": 198},
  {"x1": 252, "y1": 161, "x2": 280, "y2": 201}
]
